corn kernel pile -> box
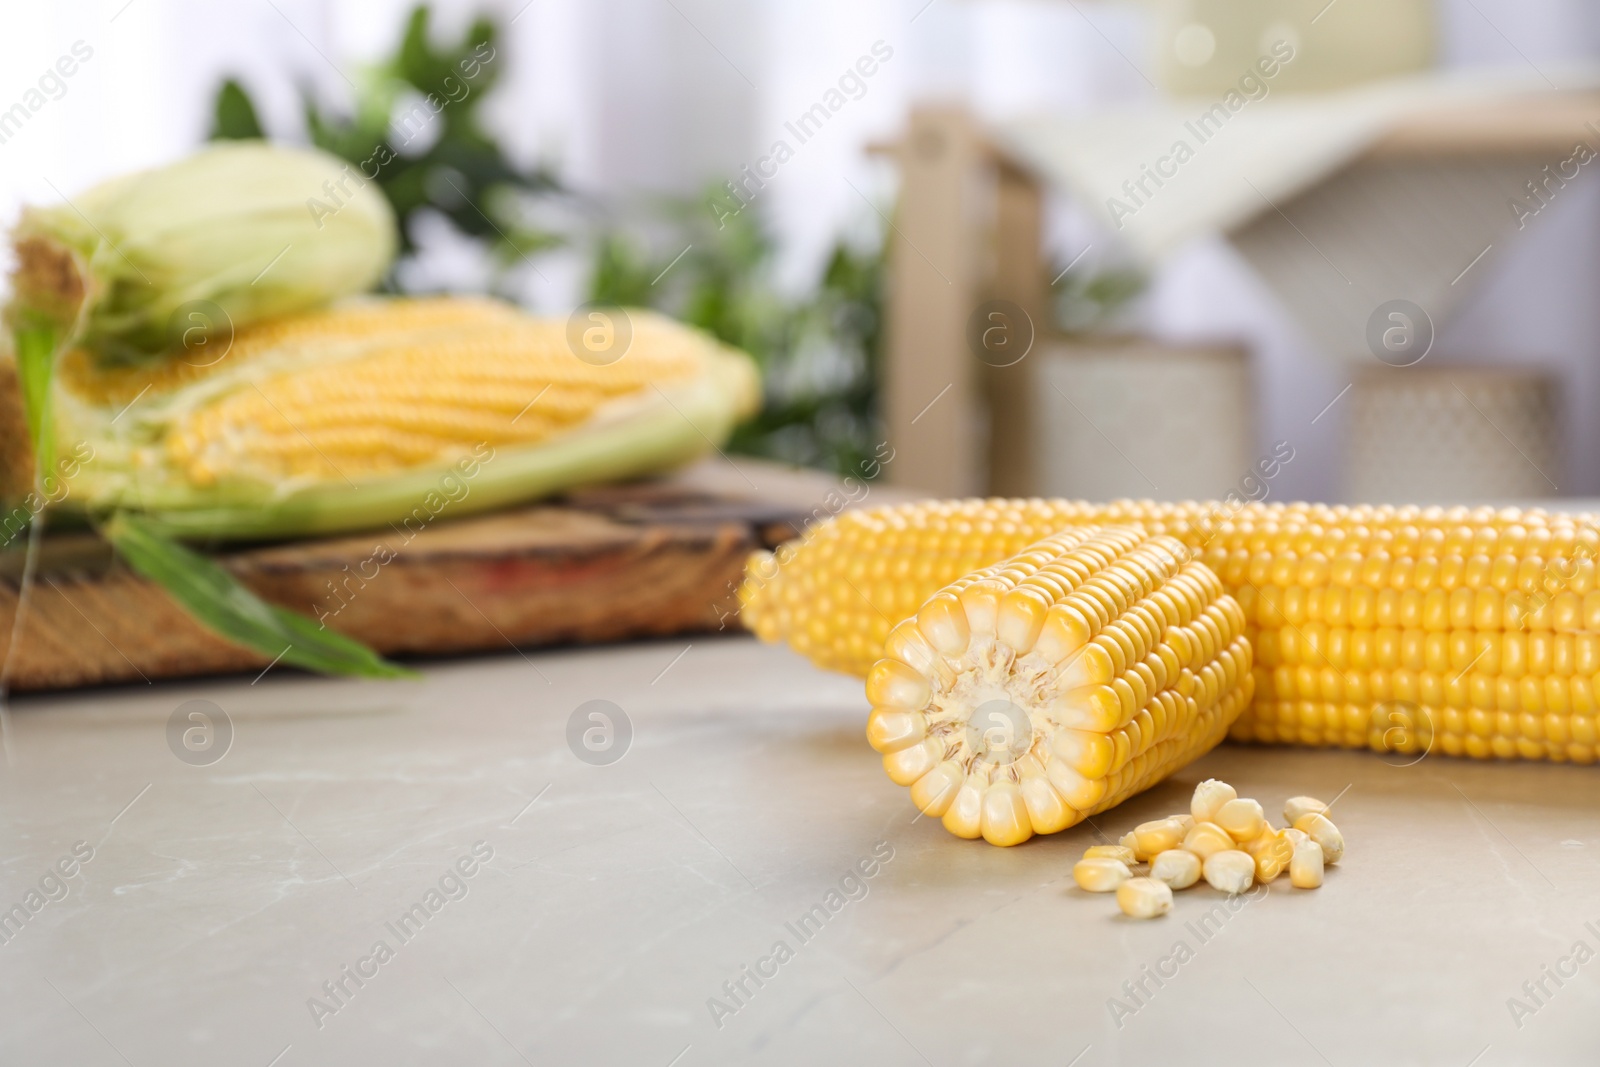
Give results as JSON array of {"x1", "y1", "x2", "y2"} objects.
[{"x1": 1072, "y1": 779, "x2": 1345, "y2": 919}]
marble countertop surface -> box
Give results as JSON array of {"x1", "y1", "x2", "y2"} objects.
[{"x1": 1, "y1": 634, "x2": 1597, "y2": 1066}]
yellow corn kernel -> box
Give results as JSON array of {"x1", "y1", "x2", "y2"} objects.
[
  {"x1": 1117, "y1": 876, "x2": 1174, "y2": 919},
  {"x1": 1290, "y1": 839, "x2": 1325, "y2": 888},
  {"x1": 1203, "y1": 850, "x2": 1257, "y2": 894},
  {"x1": 1132, "y1": 817, "x2": 1188, "y2": 860},
  {"x1": 1215, "y1": 798, "x2": 1267, "y2": 842},
  {"x1": 1190, "y1": 778, "x2": 1237, "y2": 823},
  {"x1": 1245, "y1": 827, "x2": 1293, "y2": 882},
  {"x1": 1075, "y1": 857, "x2": 1133, "y2": 892},
  {"x1": 1182, "y1": 821, "x2": 1235, "y2": 860},
  {"x1": 1283, "y1": 796, "x2": 1328, "y2": 824},
  {"x1": 1083, "y1": 844, "x2": 1137, "y2": 865},
  {"x1": 1293, "y1": 812, "x2": 1346, "y2": 864},
  {"x1": 1149, "y1": 849, "x2": 1202, "y2": 890}
]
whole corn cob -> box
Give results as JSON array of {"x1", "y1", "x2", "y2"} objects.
[
  {"x1": 741, "y1": 499, "x2": 1600, "y2": 765},
  {"x1": 7, "y1": 142, "x2": 395, "y2": 365},
  {"x1": 3, "y1": 296, "x2": 759, "y2": 539},
  {"x1": 864, "y1": 525, "x2": 1252, "y2": 845}
]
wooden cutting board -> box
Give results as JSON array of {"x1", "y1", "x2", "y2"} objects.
[{"x1": 0, "y1": 458, "x2": 880, "y2": 691}]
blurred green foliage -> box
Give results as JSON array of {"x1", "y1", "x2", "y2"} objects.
[
  {"x1": 209, "y1": 3, "x2": 886, "y2": 477},
  {"x1": 207, "y1": 3, "x2": 1144, "y2": 480},
  {"x1": 587, "y1": 201, "x2": 885, "y2": 478},
  {"x1": 210, "y1": 4, "x2": 561, "y2": 294},
  {"x1": 1054, "y1": 265, "x2": 1147, "y2": 335},
  {"x1": 206, "y1": 6, "x2": 1145, "y2": 483}
]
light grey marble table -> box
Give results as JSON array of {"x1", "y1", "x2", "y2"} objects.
[{"x1": 1, "y1": 635, "x2": 1597, "y2": 1066}]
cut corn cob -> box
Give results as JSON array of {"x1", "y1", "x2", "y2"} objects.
[
  {"x1": 3, "y1": 297, "x2": 759, "y2": 539},
  {"x1": 742, "y1": 499, "x2": 1600, "y2": 764},
  {"x1": 865, "y1": 525, "x2": 1253, "y2": 845}
]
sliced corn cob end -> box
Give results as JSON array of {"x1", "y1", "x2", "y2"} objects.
[{"x1": 864, "y1": 525, "x2": 1253, "y2": 846}]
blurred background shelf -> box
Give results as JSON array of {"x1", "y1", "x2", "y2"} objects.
[{"x1": 879, "y1": 83, "x2": 1600, "y2": 500}]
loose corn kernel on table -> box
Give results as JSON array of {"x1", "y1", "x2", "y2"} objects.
[{"x1": 2, "y1": 635, "x2": 1597, "y2": 1066}]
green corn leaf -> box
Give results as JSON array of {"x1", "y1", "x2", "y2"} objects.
[
  {"x1": 12, "y1": 322, "x2": 57, "y2": 476},
  {"x1": 103, "y1": 512, "x2": 416, "y2": 680}
]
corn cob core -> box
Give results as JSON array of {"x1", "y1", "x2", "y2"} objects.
[
  {"x1": 55, "y1": 298, "x2": 708, "y2": 486},
  {"x1": 866, "y1": 525, "x2": 1252, "y2": 845},
  {"x1": 741, "y1": 499, "x2": 1600, "y2": 765}
]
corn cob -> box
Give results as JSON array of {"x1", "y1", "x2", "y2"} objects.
[
  {"x1": 7, "y1": 142, "x2": 394, "y2": 364},
  {"x1": 865, "y1": 525, "x2": 1252, "y2": 845},
  {"x1": 3, "y1": 296, "x2": 759, "y2": 539},
  {"x1": 741, "y1": 499, "x2": 1600, "y2": 765}
]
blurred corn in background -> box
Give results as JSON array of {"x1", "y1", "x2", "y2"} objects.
[{"x1": 10, "y1": 0, "x2": 1600, "y2": 506}]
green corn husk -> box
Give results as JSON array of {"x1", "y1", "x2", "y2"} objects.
[
  {"x1": 104, "y1": 512, "x2": 416, "y2": 680},
  {"x1": 1, "y1": 298, "x2": 761, "y2": 541},
  {"x1": 7, "y1": 141, "x2": 395, "y2": 367},
  {"x1": 0, "y1": 147, "x2": 761, "y2": 682}
]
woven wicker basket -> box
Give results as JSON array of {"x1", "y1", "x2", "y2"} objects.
[
  {"x1": 1345, "y1": 367, "x2": 1562, "y2": 503},
  {"x1": 1027, "y1": 339, "x2": 1254, "y2": 502}
]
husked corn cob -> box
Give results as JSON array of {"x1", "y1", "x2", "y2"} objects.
[
  {"x1": 865, "y1": 525, "x2": 1253, "y2": 845},
  {"x1": 66, "y1": 297, "x2": 711, "y2": 485},
  {"x1": 741, "y1": 499, "x2": 1600, "y2": 764},
  {"x1": 7, "y1": 296, "x2": 759, "y2": 539}
]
